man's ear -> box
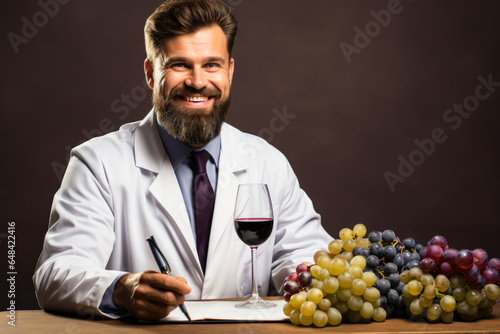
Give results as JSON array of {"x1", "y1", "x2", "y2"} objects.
[
  {"x1": 144, "y1": 59, "x2": 154, "y2": 89},
  {"x1": 229, "y1": 57, "x2": 235, "y2": 86}
]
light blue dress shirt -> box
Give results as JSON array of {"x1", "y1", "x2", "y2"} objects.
[{"x1": 99, "y1": 117, "x2": 221, "y2": 316}]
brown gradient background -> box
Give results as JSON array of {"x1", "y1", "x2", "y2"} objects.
[{"x1": 1, "y1": 0, "x2": 499, "y2": 310}]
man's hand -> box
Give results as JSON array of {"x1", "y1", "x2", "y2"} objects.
[{"x1": 113, "y1": 270, "x2": 191, "y2": 320}]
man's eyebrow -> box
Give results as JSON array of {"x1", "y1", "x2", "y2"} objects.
[{"x1": 162, "y1": 56, "x2": 226, "y2": 67}]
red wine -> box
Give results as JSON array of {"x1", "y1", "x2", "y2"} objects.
[{"x1": 235, "y1": 218, "x2": 273, "y2": 246}]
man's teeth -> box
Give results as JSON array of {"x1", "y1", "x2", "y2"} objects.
[{"x1": 186, "y1": 96, "x2": 208, "y2": 102}]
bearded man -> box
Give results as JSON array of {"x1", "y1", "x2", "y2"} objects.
[{"x1": 33, "y1": 0, "x2": 332, "y2": 320}]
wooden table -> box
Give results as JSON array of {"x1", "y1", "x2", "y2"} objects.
[{"x1": 3, "y1": 299, "x2": 500, "y2": 334}]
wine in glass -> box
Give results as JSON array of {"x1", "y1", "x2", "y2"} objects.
[{"x1": 234, "y1": 183, "x2": 276, "y2": 308}]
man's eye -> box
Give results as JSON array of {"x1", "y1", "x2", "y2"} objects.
[
  {"x1": 205, "y1": 63, "x2": 219, "y2": 68},
  {"x1": 172, "y1": 63, "x2": 187, "y2": 69}
]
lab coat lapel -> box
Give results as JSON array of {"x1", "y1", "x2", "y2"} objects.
[{"x1": 134, "y1": 110, "x2": 199, "y2": 266}]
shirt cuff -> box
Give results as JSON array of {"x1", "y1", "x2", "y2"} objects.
[{"x1": 98, "y1": 273, "x2": 129, "y2": 317}]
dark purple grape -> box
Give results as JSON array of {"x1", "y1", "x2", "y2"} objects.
[
  {"x1": 464, "y1": 264, "x2": 480, "y2": 282},
  {"x1": 388, "y1": 273, "x2": 400, "y2": 287},
  {"x1": 393, "y1": 254, "x2": 404, "y2": 269},
  {"x1": 384, "y1": 262, "x2": 398, "y2": 276},
  {"x1": 370, "y1": 243, "x2": 384, "y2": 258},
  {"x1": 411, "y1": 252, "x2": 420, "y2": 261},
  {"x1": 426, "y1": 245, "x2": 443, "y2": 263},
  {"x1": 483, "y1": 267, "x2": 499, "y2": 285},
  {"x1": 384, "y1": 245, "x2": 397, "y2": 261},
  {"x1": 440, "y1": 262, "x2": 455, "y2": 277},
  {"x1": 443, "y1": 248, "x2": 458, "y2": 264},
  {"x1": 283, "y1": 280, "x2": 300, "y2": 294},
  {"x1": 288, "y1": 271, "x2": 299, "y2": 282},
  {"x1": 469, "y1": 275, "x2": 485, "y2": 290},
  {"x1": 402, "y1": 237, "x2": 416, "y2": 249},
  {"x1": 376, "y1": 279, "x2": 391, "y2": 294},
  {"x1": 366, "y1": 255, "x2": 379, "y2": 268},
  {"x1": 472, "y1": 248, "x2": 488, "y2": 269},
  {"x1": 428, "y1": 235, "x2": 448, "y2": 249},
  {"x1": 382, "y1": 230, "x2": 396, "y2": 243},
  {"x1": 283, "y1": 292, "x2": 291, "y2": 302},
  {"x1": 420, "y1": 257, "x2": 437, "y2": 272},
  {"x1": 457, "y1": 249, "x2": 474, "y2": 269},
  {"x1": 488, "y1": 257, "x2": 500, "y2": 271},
  {"x1": 387, "y1": 289, "x2": 399, "y2": 304},
  {"x1": 415, "y1": 243, "x2": 424, "y2": 253},
  {"x1": 298, "y1": 271, "x2": 312, "y2": 287},
  {"x1": 296, "y1": 264, "x2": 308, "y2": 274},
  {"x1": 368, "y1": 231, "x2": 382, "y2": 243},
  {"x1": 419, "y1": 246, "x2": 428, "y2": 258},
  {"x1": 401, "y1": 251, "x2": 413, "y2": 264}
]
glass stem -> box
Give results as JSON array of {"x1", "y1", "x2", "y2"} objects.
[{"x1": 251, "y1": 246, "x2": 259, "y2": 301}]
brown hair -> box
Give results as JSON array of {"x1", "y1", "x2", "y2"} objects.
[{"x1": 144, "y1": 0, "x2": 238, "y2": 62}]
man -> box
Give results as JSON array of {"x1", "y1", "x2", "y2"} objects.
[{"x1": 33, "y1": 0, "x2": 332, "y2": 320}]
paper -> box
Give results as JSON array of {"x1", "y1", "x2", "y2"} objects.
[{"x1": 162, "y1": 300, "x2": 288, "y2": 322}]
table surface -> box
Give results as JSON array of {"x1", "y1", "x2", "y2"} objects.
[{"x1": 3, "y1": 298, "x2": 500, "y2": 334}]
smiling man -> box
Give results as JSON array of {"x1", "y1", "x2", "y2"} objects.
[{"x1": 33, "y1": 0, "x2": 332, "y2": 321}]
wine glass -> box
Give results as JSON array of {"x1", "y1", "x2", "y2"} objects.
[{"x1": 234, "y1": 183, "x2": 276, "y2": 308}]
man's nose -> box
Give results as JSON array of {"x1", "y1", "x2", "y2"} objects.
[{"x1": 185, "y1": 67, "x2": 207, "y2": 90}]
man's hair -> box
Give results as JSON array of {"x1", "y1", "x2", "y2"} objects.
[{"x1": 144, "y1": 0, "x2": 238, "y2": 62}]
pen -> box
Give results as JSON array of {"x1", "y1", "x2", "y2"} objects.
[{"x1": 147, "y1": 235, "x2": 191, "y2": 321}]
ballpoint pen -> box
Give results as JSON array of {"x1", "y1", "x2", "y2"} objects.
[{"x1": 147, "y1": 235, "x2": 192, "y2": 321}]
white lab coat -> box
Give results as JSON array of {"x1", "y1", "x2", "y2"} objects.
[{"x1": 33, "y1": 110, "x2": 332, "y2": 318}]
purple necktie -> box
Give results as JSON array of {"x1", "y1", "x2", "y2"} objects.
[{"x1": 192, "y1": 150, "x2": 215, "y2": 273}]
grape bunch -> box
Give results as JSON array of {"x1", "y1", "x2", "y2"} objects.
[
  {"x1": 406, "y1": 235, "x2": 500, "y2": 322},
  {"x1": 419, "y1": 235, "x2": 500, "y2": 288},
  {"x1": 356, "y1": 229, "x2": 422, "y2": 317},
  {"x1": 282, "y1": 224, "x2": 388, "y2": 327}
]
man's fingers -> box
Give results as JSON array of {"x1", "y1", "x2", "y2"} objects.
[
  {"x1": 141, "y1": 272, "x2": 192, "y2": 295},
  {"x1": 133, "y1": 282, "x2": 186, "y2": 306}
]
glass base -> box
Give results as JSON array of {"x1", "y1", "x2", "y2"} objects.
[{"x1": 235, "y1": 296, "x2": 276, "y2": 309}]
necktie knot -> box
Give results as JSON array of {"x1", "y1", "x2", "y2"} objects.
[{"x1": 193, "y1": 150, "x2": 211, "y2": 174}]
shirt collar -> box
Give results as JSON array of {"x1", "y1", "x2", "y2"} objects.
[{"x1": 155, "y1": 116, "x2": 221, "y2": 169}]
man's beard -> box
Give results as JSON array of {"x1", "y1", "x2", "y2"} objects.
[{"x1": 154, "y1": 85, "x2": 231, "y2": 147}]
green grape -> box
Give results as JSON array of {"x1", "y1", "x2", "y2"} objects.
[
  {"x1": 308, "y1": 288, "x2": 324, "y2": 304},
  {"x1": 336, "y1": 299, "x2": 349, "y2": 313},
  {"x1": 353, "y1": 223, "x2": 367, "y2": 238},
  {"x1": 290, "y1": 291, "x2": 307, "y2": 308},
  {"x1": 479, "y1": 307, "x2": 493, "y2": 319},
  {"x1": 349, "y1": 266, "x2": 363, "y2": 279},
  {"x1": 370, "y1": 298, "x2": 381, "y2": 309},
  {"x1": 300, "y1": 313, "x2": 314, "y2": 326},
  {"x1": 485, "y1": 284, "x2": 500, "y2": 300},
  {"x1": 347, "y1": 295, "x2": 363, "y2": 311},
  {"x1": 289, "y1": 309, "x2": 301, "y2": 325},
  {"x1": 435, "y1": 274, "x2": 450, "y2": 293},
  {"x1": 441, "y1": 311, "x2": 454, "y2": 323},
  {"x1": 318, "y1": 268, "x2": 330, "y2": 281},
  {"x1": 363, "y1": 286, "x2": 380, "y2": 302},
  {"x1": 346, "y1": 309, "x2": 361, "y2": 323},
  {"x1": 409, "y1": 267, "x2": 423, "y2": 281},
  {"x1": 453, "y1": 287, "x2": 466, "y2": 302},
  {"x1": 351, "y1": 278, "x2": 367, "y2": 295},
  {"x1": 420, "y1": 273, "x2": 435, "y2": 286},
  {"x1": 440, "y1": 295, "x2": 456, "y2": 313},
  {"x1": 329, "y1": 258, "x2": 346, "y2": 276},
  {"x1": 407, "y1": 279, "x2": 423, "y2": 296},
  {"x1": 312, "y1": 310, "x2": 328, "y2": 327},
  {"x1": 479, "y1": 296, "x2": 495, "y2": 308},
  {"x1": 318, "y1": 298, "x2": 331, "y2": 311},
  {"x1": 457, "y1": 300, "x2": 473, "y2": 315},
  {"x1": 466, "y1": 289, "x2": 482, "y2": 306},
  {"x1": 325, "y1": 293, "x2": 338, "y2": 306},
  {"x1": 409, "y1": 298, "x2": 424, "y2": 315},
  {"x1": 350, "y1": 255, "x2": 366, "y2": 270},
  {"x1": 343, "y1": 238, "x2": 356, "y2": 252},
  {"x1": 328, "y1": 239, "x2": 343, "y2": 255},
  {"x1": 450, "y1": 274, "x2": 466, "y2": 289},
  {"x1": 340, "y1": 251, "x2": 354, "y2": 263},
  {"x1": 339, "y1": 228, "x2": 355, "y2": 240},
  {"x1": 402, "y1": 284, "x2": 412, "y2": 298},
  {"x1": 323, "y1": 276, "x2": 339, "y2": 294},
  {"x1": 317, "y1": 256, "x2": 332, "y2": 270},
  {"x1": 419, "y1": 295, "x2": 433, "y2": 308},
  {"x1": 326, "y1": 307, "x2": 342, "y2": 326},
  {"x1": 301, "y1": 301, "x2": 317, "y2": 317},
  {"x1": 315, "y1": 280, "x2": 326, "y2": 296},
  {"x1": 310, "y1": 278, "x2": 319, "y2": 288},
  {"x1": 422, "y1": 284, "x2": 436, "y2": 299},
  {"x1": 338, "y1": 271, "x2": 353, "y2": 289},
  {"x1": 427, "y1": 303, "x2": 442, "y2": 321},
  {"x1": 403, "y1": 295, "x2": 417, "y2": 306},
  {"x1": 372, "y1": 307, "x2": 387, "y2": 322},
  {"x1": 283, "y1": 302, "x2": 295, "y2": 316},
  {"x1": 400, "y1": 270, "x2": 412, "y2": 284},
  {"x1": 337, "y1": 287, "x2": 352, "y2": 301},
  {"x1": 362, "y1": 271, "x2": 377, "y2": 287},
  {"x1": 310, "y1": 265, "x2": 321, "y2": 278},
  {"x1": 360, "y1": 301, "x2": 374, "y2": 319}
]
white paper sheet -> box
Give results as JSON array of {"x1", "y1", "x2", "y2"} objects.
[{"x1": 162, "y1": 300, "x2": 288, "y2": 322}]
